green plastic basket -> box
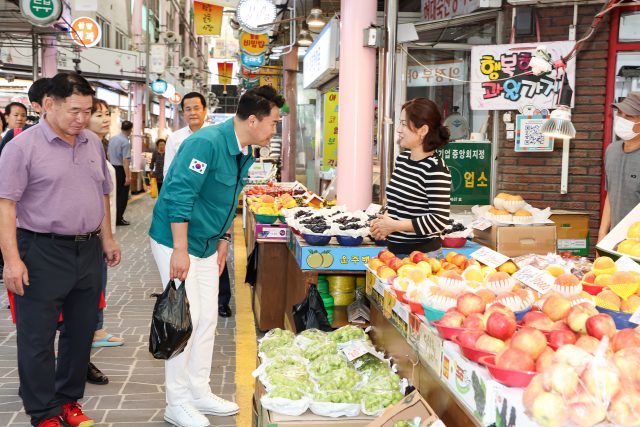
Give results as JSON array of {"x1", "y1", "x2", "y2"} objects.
[{"x1": 254, "y1": 213, "x2": 279, "y2": 224}]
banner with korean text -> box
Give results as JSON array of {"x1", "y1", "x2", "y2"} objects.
[
  {"x1": 470, "y1": 41, "x2": 576, "y2": 111},
  {"x1": 194, "y1": 1, "x2": 223, "y2": 36}
]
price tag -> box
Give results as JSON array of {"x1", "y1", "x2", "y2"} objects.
[
  {"x1": 615, "y1": 255, "x2": 640, "y2": 274},
  {"x1": 512, "y1": 265, "x2": 555, "y2": 294},
  {"x1": 365, "y1": 203, "x2": 383, "y2": 216},
  {"x1": 629, "y1": 306, "x2": 640, "y2": 326},
  {"x1": 470, "y1": 247, "x2": 510, "y2": 268},
  {"x1": 341, "y1": 339, "x2": 383, "y2": 362},
  {"x1": 392, "y1": 302, "x2": 409, "y2": 324},
  {"x1": 471, "y1": 219, "x2": 492, "y2": 231}
]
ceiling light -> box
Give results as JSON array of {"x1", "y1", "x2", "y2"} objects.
[
  {"x1": 307, "y1": 8, "x2": 325, "y2": 28},
  {"x1": 298, "y1": 22, "x2": 313, "y2": 47}
]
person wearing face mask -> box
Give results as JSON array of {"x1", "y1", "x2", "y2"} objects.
[
  {"x1": 598, "y1": 93, "x2": 640, "y2": 243},
  {"x1": 370, "y1": 98, "x2": 452, "y2": 259}
]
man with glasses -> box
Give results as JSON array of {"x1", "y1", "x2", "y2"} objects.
[{"x1": 598, "y1": 93, "x2": 640, "y2": 243}]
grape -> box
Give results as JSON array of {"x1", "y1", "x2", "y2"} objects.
[{"x1": 313, "y1": 390, "x2": 359, "y2": 404}]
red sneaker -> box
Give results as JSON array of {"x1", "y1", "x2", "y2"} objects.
[
  {"x1": 38, "y1": 417, "x2": 62, "y2": 427},
  {"x1": 61, "y1": 403, "x2": 94, "y2": 427}
]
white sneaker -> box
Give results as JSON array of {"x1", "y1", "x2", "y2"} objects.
[
  {"x1": 191, "y1": 393, "x2": 240, "y2": 416},
  {"x1": 164, "y1": 402, "x2": 210, "y2": 427}
]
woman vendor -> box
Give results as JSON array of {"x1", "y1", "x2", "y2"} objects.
[{"x1": 370, "y1": 98, "x2": 452, "y2": 260}]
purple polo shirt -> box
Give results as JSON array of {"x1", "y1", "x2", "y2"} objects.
[{"x1": 0, "y1": 117, "x2": 113, "y2": 235}]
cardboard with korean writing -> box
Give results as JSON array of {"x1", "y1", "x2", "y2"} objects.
[
  {"x1": 616, "y1": 255, "x2": 640, "y2": 274},
  {"x1": 512, "y1": 265, "x2": 554, "y2": 294},
  {"x1": 437, "y1": 142, "x2": 491, "y2": 206},
  {"x1": 471, "y1": 247, "x2": 510, "y2": 269},
  {"x1": 420, "y1": 0, "x2": 482, "y2": 21},
  {"x1": 470, "y1": 41, "x2": 576, "y2": 111}
]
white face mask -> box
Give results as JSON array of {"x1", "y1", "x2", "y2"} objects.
[{"x1": 615, "y1": 116, "x2": 640, "y2": 141}]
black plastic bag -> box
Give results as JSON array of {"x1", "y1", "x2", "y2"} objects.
[
  {"x1": 292, "y1": 283, "x2": 333, "y2": 333},
  {"x1": 245, "y1": 246, "x2": 258, "y2": 287},
  {"x1": 149, "y1": 280, "x2": 193, "y2": 360}
]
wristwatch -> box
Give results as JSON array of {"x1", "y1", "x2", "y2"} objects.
[{"x1": 220, "y1": 233, "x2": 232, "y2": 243}]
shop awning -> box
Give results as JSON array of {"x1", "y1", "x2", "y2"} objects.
[{"x1": 413, "y1": 10, "x2": 501, "y2": 33}]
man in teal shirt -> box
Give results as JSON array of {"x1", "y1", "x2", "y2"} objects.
[{"x1": 149, "y1": 86, "x2": 283, "y2": 427}]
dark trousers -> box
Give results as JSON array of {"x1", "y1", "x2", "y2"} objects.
[
  {"x1": 114, "y1": 165, "x2": 130, "y2": 222},
  {"x1": 14, "y1": 229, "x2": 102, "y2": 426},
  {"x1": 219, "y1": 264, "x2": 231, "y2": 305},
  {"x1": 157, "y1": 181, "x2": 163, "y2": 194}
]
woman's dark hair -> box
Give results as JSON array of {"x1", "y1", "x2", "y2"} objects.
[
  {"x1": 91, "y1": 97, "x2": 109, "y2": 115},
  {"x1": 46, "y1": 72, "x2": 95, "y2": 101},
  {"x1": 401, "y1": 98, "x2": 450, "y2": 152},
  {"x1": 0, "y1": 111, "x2": 6, "y2": 131},
  {"x1": 236, "y1": 85, "x2": 285, "y2": 121},
  {"x1": 156, "y1": 139, "x2": 166, "y2": 146}
]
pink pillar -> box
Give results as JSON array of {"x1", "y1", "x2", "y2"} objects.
[
  {"x1": 41, "y1": 35, "x2": 57, "y2": 78},
  {"x1": 159, "y1": 97, "x2": 166, "y2": 138},
  {"x1": 281, "y1": 47, "x2": 298, "y2": 182},
  {"x1": 336, "y1": 0, "x2": 377, "y2": 211},
  {"x1": 160, "y1": 0, "x2": 166, "y2": 31},
  {"x1": 184, "y1": 0, "x2": 190, "y2": 59},
  {"x1": 173, "y1": 105, "x2": 180, "y2": 130},
  {"x1": 133, "y1": 84, "x2": 144, "y2": 170},
  {"x1": 133, "y1": 0, "x2": 143, "y2": 48},
  {"x1": 173, "y1": 6, "x2": 180, "y2": 67}
]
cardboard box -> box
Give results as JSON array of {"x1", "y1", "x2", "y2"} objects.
[
  {"x1": 597, "y1": 203, "x2": 640, "y2": 264},
  {"x1": 258, "y1": 400, "x2": 377, "y2": 427},
  {"x1": 418, "y1": 322, "x2": 444, "y2": 377},
  {"x1": 441, "y1": 341, "x2": 506, "y2": 426},
  {"x1": 364, "y1": 391, "x2": 441, "y2": 427},
  {"x1": 472, "y1": 225, "x2": 557, "y2": 257},
  {"x1": 549, "y1": 210, "x2": 590, "y2": 257},
  {"x1": 494, "y1": 388, "x2": 537, "y2": 427},
  {"x1": 384, "y1": 288, "x2": 410, "y2": 337}
]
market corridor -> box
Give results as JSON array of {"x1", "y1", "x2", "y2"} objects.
[{"x1": 0, "y1": 195, "x2": 247, "y2": 427}]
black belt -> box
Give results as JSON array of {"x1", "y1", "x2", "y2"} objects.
[{"x1": 19, "y1": 228, "x2": 101, "y2": 242}]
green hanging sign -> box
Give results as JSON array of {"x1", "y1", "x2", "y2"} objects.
[
  {"x1": 20, "y1": 0, "x2": 63, "y2": 26},
  {"x1": 436, "y1": 142, "x2": 492, "y2": 206}
]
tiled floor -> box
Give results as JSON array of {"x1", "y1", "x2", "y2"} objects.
[{"x1": 0, "y1": 195, "x2": 238, "y2": 426}]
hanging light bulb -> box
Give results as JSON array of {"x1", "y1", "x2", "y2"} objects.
[
  {"x1": 298, "y1": 22, "x2": 313, "y2": 47},
  {"x1": 541, "y1": 74, "x2": 576, "y2": 139},
  {"x1": 307, "y1": 8, "x2": 325, "y2": 28}
]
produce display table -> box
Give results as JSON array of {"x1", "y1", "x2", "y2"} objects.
[{"x1": 245, "y1": 210, "x2": 290, "y2": 331}]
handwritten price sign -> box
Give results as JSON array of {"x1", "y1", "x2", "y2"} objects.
[
  {"x1": 512, "y1": 265, "x2": 554, "y2": 294},
  {"x1": 341, "y1": 340, "x2": 383, "y2": 362},
  {"x1": 470, "y1": 247, "x2": 510, "y2": 268},
  {"x1": 471, "y1": 219, "x2": 492, "y2": 231},
  {"x1": 615, "y1": 255, "x2": 640, "y2": 274}
]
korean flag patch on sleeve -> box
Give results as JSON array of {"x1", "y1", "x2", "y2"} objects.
[{"x1": 189, "y1": 158, "x2": 207, "y2": 174}]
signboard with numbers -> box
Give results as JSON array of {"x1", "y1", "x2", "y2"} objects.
[
  {"x1": 512, "y1": 265, "x2": 554, "y2": 294},
  {"x1": 323, "y1": 88, "x2": 339, "y2": 169},
  {"x1": 436, "y1": 142, "x2": 491, "y2": 206},
  {"x1": 406, "y1": 61, "x2": 467, "y2": 87},
  {"x1": 470, "y1": 41, "x2": 576, "y2": 111},
  {"x1": 515, "y1": 115, "x2": 554, "y2": 152},
  {"x1": 470, "y1": 246, "x2": 510, "y2": 269}
]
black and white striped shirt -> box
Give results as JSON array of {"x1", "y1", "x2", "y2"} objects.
[{"x1": 386, "y1": 151, "x2": 451, "y2": 248}]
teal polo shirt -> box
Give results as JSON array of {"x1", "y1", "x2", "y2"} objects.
[{"x1": 149, "y1": 118, "x2": 253, "y2": 258}]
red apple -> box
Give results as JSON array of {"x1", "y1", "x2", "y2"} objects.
[
  {"x1": 409, "y1": 251, "x2": 422, "y2": 263},
  {"x1": 377, "y1": 266, "x2": 396, "y2": 279},
  {"x1": 475, "y1": 335, "x2": 505, "y2": 353},
  {"x1": 378, "y1": 250, "x2": 394, "y2": 263},
  {"x1": 523, "y1": 375, "x2": 545, "y2": 411},
  {"x1": 463, "y1": 313, "x2": 485, "y2": 330},
  {"x1": 612, "y1": 328, "x2": 640, "y2": 353},
  {"x1": 413, "y1": 252, "x2": 429, "y2": 264},
  {"x1": 485, "y1": 310, "x2": 517, "y2": 341},
  {"x1": 554, "y1": 344, "x2": 591, "y2": 372},
  {"x1": 496, "y1": 347, "x2": 535, "y2": 371},
  {"x1": 439, "y1": 311, "x2": 466, "y2": 328},
  {"x1": 458, "y1": 330, "x2": 487, "y2": 348},
  {"x1": 451, "y1": 254, "x2": 467, "y2": 267},
  {"x1": 456, "y1": 293, "x2": 486, "y2": 317},
  {"x1": 531, "y1": 392, "x2": 569, "y2": 427},
  {"x1": 610, "y1": 347, "x2": 640, "y2": 385},
  {"x1": 582, "y1": 362, "x2": 621, "y2": 402},
  {"x1": 511, "y1": 327, "x2": 547, "y2": 361},
  {"x1": 549, "y1": 329, "x2": 577, "y2": 348},
  {"x1": 462, "y1": 259, "x2": 481, "y2": 270},
  {"x1": 607, "y1": 384, "x2": 640, "y2": 426},
  {"x1": 566, "y1": 303, "x2": 598, "y2": 334},
  {"x1": 536, "y1": 347, "x2": 555, "y2": 373},
  {"x1": 576, "y1": 336, "x2": 601, "y2": 355},
  {"x1": 523, "y1": 311, "x2": 554, "y2": 330},
  {"x1": 586, "y1": 314, "x2": 616, "y2": 340},
  {"x1": 387, "y1": 257, "x2": 404, "y2": 271},
  {"x1": 542, "y1": 294, "x2": 571, "y2": 322}
]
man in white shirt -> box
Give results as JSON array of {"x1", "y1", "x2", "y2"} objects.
[{"x1": 164, "y1": 92, "x2": 209, "y2": 176}]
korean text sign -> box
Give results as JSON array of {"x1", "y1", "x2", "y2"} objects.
[
  {"x1": 421, "y1": 0, "x2": 481, "y2": 21},
  {"x1": 470, "y1": 41, "x2": 576, "y2": 110},
  {"x1": 406, "y1": 61, "x2": 467, "y2": 87},
  {"x1": 71, "y1": 17, "x2": 102, "y2": 48},
  {"x1": 437, "y1": 142, "x2": 491, "y2": 205},
  {"x1": 194, "y1": 1, "x2": 223, "y2": 36},
  {"x1": 323, "y1": 89, "x2": 339, "y2": 169}
]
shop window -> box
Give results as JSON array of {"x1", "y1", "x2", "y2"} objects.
[
  {"x1": 619, "y1": 10, "x2": 640, "y2": 42},
  {"x1": 116, "y1": 29, "x2": 128, "y2": 50},
  {"x1": 96, "y1": 16, "x2": 110, "y2": 48}
]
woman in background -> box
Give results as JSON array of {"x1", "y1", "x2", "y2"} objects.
[
  {"x1": 86, "y1": 97, "x2": 124, "y2": 348},
  {"x1": 370, "y1": 98, "x2": 452, "y2": 259},
  {"x1": 150, "y1": 138, "x2": 166, "y2": 194}
]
